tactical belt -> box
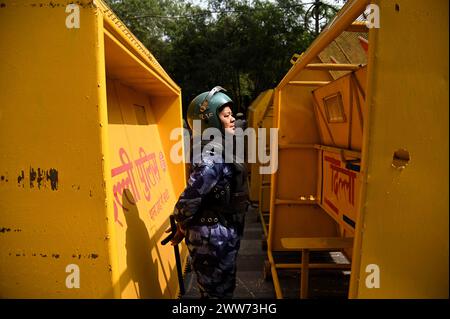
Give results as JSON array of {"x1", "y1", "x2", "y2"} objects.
[{"x1": 194, "y1": 191, "x2": 249, "y2": 227}]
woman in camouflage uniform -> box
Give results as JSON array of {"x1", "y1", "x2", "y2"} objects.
[{"x1": 170, "y1": 86, "x2": 249, "y2": 299}]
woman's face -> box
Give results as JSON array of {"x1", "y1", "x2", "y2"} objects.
[{"x1": 218, "y1": 106, "x2": 235, "y2": 134}]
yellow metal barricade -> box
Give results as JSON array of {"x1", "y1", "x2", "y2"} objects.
[
  {"x1": 247, "y1": 90, "x2": 275, "y2": 242},
  {"x1": 257, "y1": 103, "x2": 275, "y2": 241},
  {"x1": 349, "y1": 0, "x2": 448, "y2": 299},
  {"x1": 0, "y1": 0, "x2": 187, "y2": 298},
  {"x1": 268, "y1": 0, "x2": 448, "y2": 299},
  {"x1": 248, "y1": 89, "x2": 274, "y2": 203}
]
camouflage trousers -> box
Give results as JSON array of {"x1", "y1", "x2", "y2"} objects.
[{"x1": 185, "y1": 223, "x2": 241, "y2": 299}]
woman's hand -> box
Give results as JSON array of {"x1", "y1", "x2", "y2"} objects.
[{"x1": 167, "y1": 223, "x2": 186, "y2": 246}]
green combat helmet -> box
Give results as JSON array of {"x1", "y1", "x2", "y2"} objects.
[{"x1": 187, "y1": 86, "x2": 233, "y2": 136}]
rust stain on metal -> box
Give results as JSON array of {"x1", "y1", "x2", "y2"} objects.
[
  {"x1": 29, "y1": 167, "x2": 37, "y2": 188},
  {"x1": 9, "y1": 251, "x2": 99, "y2": 259},
  {"x1": 17, "y1": 170, "x2": 25, "y2": 187},
  {"x1": 1, "y1": 228, "x2": 22, "y2": 233},
  {"x1": 37, "y1": 168, "x2": 44, "y2": 189},
  {"x1": 0, "y1": 3, "x2": 6, "y2": 8},
  {"x1": 47, "y1": 168, "x2": 58, "y2": 190},
  {"x1": 17, "y1": 167, "x2": 58, "y2": 190}
]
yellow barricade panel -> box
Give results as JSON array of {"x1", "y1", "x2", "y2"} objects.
[
  {"x1": 312, "y1": 67, "x2": 367, "y2": 151},
  {"x1": 319, "y1": 150, "x2": 361, "y2": 234},
  {"x1": 0, "y1": 0, "x2": 185, "y2": 298},
  {"x1": 0, "y1": 2, "x2": 112, "y2": 298},
  {"x1": 106, "y1": 80, "x2": 179, "y2": 298},
  {"x1": 351, "y1": 0, "x2": 449, "y2": 298},
  {"x1": 248, "y1": 90, "x2": 274, "y2": 202}
]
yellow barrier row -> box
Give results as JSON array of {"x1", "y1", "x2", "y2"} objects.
[
  {"x1": 266, "y1": 0, "x2": 448, "y2": 299},
  {"x1": 0, "y1": 0, "x2": 187, "y2": 298}
]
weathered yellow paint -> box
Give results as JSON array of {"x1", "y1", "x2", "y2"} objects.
[
  {"x1": 0, "y1": 0, "x2": 186, "y2": 298},
  {"x1": 350, "y1": 0, "x2": 449, "y2": 298}
]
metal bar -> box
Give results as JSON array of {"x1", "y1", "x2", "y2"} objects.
[
  {"x1": 267, "y1": 89, "x2": 282, "y2": 299},
  {"x1": 278, "y1": 0, "x2": 370, "y2": 89},
  {"x1": 279, "y1": 143, "x2": 316, "y2": 149},
  {"x1": 288, "y1": 81, "x2": 331, "y2": 86},
  {"x1": 305, "y1": 63, "x2": 362, "y2": 71},
  {"x1": 161, "y1": 215, "x2": 185, "y2": 296},
  {"x1": 172, "y1": 217, "x2": 185, "y2": 296},
  {"x1": 281, "y1": 237, "x2": 354, "y2": 249},
  {"x1": 348, "y1": 72, "x2": 354, "y2": 149},
  {"x1": 316, "y1": 148, "x2": 323, "y2": 204},
  {"x1": 312, "y1": 94, "x2": 326, "y2": 145},
  {"x1": 275, "y1": 199, "x2": 317, "y2": 205},
  {"x1": 258, "y1": 172, "x2": 269, "y2": 238},
  {"x1": 313, "y1": 144, "x2": 362, "y2": 158},
  {"x1": 351, "y1": 74, "x2": 365, "y2": 133},
  {"x1": 267, "y1": 250, "x2": 283, "y2": 299},
  {"x1": 346, "y1": 21, "x2": 368, "y2": 33},
  {"x1": 259, "y1": 208, "x2": 268, "y2": 238}
]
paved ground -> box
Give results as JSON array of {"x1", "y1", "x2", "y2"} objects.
[{"x1": 181, "y1": 204, "x2": 350, "y2": 299}]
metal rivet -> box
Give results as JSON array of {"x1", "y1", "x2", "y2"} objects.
[
  {"x1": 207, "y1": 218, "x2": 212, "y2": 222},
  {"x1": 214, "y1": 218, "x2": 218, "y2": 222},
  {"x1": 215, "y1": 194, "x2": 220, "y2": 198},
  {"x1": 200, "y1": 218, "x2": 205, "y2": 222}
]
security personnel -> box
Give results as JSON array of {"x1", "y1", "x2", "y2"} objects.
[{"x1": 170, "y1": 86, "x2": 249, "y2": 299}]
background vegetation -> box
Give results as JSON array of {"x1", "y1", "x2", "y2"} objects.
[{"x1": 105, "y1": 0, "x2": 340, "y2": 115}]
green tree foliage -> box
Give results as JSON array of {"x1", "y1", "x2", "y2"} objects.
[{"x1": 105, "y1": 0, "x2": 338, "y2": 115}]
